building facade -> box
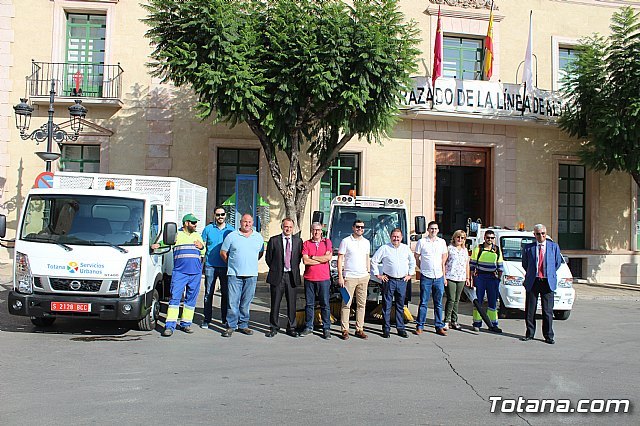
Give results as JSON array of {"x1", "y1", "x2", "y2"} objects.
[{"x1": 0, "y1": 0, "x2": 639, "y2": 284}]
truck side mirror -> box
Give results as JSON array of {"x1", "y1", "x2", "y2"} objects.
[
  {"x1": 415, "y1": 216, "x2": 426, "y2": 235},
  {"x1": 163, "y1": 222, "x2": 177, "y2": 245},
  {"x1": 312, "y1": 210, "x2": 324, "y2": 224},
  {"x1": 0, "y1": 214, "x2": 5, "y2": 238}
]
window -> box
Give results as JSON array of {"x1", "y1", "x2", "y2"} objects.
[
  {"x1": 319, "y1": 153, "x2": 360, "y2": 220},
  {"x1": 558, "y1": 47, "x2": 578, "y2": 88},
  {"x1": 558, "y1": 164, "x2": 585, "y2": 249},
  {"x1": 216, "y1": 148, "x2": 260, "y2": 207},
  {"x1": 443, "y1": 36, "x2": 483, "y2": 80},
  {"x1": 60, "y1": 144, "x2": 100, "y2": 172},
  {"x1": 66, "y1": 13, "x2": 106, "y2": 96}
]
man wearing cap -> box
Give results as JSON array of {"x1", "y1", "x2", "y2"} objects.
[
  {"x1": 200, "y1": 206, "x2": 234, "y2": 329},
  {"x1": 152, "y1": 213, "x2": 205, "y2": 337}
]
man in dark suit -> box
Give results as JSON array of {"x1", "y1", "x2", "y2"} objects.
[
  {"x1": 521, "y1": 224, "x2": 563, "y2": 344},
  {"x1": 265, "y1": 217, "x2": 303, "y2": 337}
]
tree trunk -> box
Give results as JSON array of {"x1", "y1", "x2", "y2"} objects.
[{"x1": 632, "y1": 171, "x2": 640, "y2": 189}]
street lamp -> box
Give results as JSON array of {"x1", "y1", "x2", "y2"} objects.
[{"x1": 13, "y1": 79, "x2": 88, "y2": 172}]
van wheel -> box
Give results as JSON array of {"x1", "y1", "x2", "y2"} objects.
[
  {"x1": 31, "y1": 317, "x2": 56, "y2": 327},
  {"x1": 138, "y1": 289, "x2": 160, "y2": 331},
  {"x1": 553, "y1": 310, "x2": 571, "y2": 320}
]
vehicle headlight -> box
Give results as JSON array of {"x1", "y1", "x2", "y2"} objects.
[
  {"x1": 119, "y1": 257, "x2": 141, "y2": 297},
  {"x1": 15, "y1": 252, "x2": 34, "y2": 294},
  {"x1": 503, "y1": 275, "x2": 524, "y2": 286},
  {"x1": 557, "y1": 278, "x2": 573, "y2": 288}
]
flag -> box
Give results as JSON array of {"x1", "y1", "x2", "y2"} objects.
[
  {"x1": 432, "y1": 6, "x2": 443, "y2": 88},
  {"x1": 483, "y1": 2, "x2": 494, "y2": 80},
  {"x1": 522, "y1": 11, "x2": 533, "y2": 93}
]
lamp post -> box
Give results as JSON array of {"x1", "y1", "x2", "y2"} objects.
[{"x1": 13, "y1": 79, "x2": 88, "y2": 172}]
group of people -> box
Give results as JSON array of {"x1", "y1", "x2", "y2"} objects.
[{"x1": 158, "y1": 209, "x2": 563, "y2": 344}]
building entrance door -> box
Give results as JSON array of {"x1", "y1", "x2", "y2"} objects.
[{"x1": 435, "y1": 147, "x2": 489, "y2": 241}]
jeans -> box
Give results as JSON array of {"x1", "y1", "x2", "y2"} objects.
[
  {"x1": 416, "y1": 276, "x2": 445, "y2": 330},
  {"x1": 226, "y1": 275, "x2": 257, "y2": 330},
  {"x1": 203, "y1": 266, "x2": 228, "y2": 324},
  {"x1": 382, "y1": 277, "x2": 408, "y2": 332},
  {"x1": 304, "y1": 279, "x2": 331, "y2": 331}
]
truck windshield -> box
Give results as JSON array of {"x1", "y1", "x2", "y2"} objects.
[
  {"x1": 328, "y1": 206, "x2": 407, "y2": 255},
  {"x1": 20, "y1": 195, "x2": 145, "y2": 247},
  {"x1": 500, "y1": 236, "x2": 536, "y2": 261}
]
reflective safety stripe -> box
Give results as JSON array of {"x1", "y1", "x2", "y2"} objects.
[
  {"x1": 472, "y1": 308, "x2": 482, "y2": 322},
  {"x1": 181, "y1": 305, "x2": 195, "y2": 323},
  {"x1": 175, "y1": 253, "x2": 201, "y2": 259},
  {"x1": 167, "y1": 305, "x2": 180, "y2": 323},
  {"x1": 487, "y1": 307, "x2": 498, "y2": 326}
]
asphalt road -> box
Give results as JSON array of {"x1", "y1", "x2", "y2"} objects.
[{"x1": 1, "y1": 280, "x2": 638, "y2": 425}]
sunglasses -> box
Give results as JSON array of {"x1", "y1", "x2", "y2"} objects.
[
  {"x1": 485, "y1": 236, "x2": 495, "y2": 240},
  {"x1": 187, "y1": 221, "x2": 198, "y2": 225},
  {"x1": 456, "y1": 236, "x2": 466, "y2": 239},
  {"x1": 215, "y1": 213, "x2": 226, "y2": 217},
  {"x1": 354, "y1": 225, "x2": 365, "y2": 229}
]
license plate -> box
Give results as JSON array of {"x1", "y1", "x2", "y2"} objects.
[{"x1": 50, "y1": 302, "x2": 91, "y2": 312}]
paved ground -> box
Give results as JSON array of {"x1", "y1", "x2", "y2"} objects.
[{"x1": 1, "y1": 261, "x2": 639, "y2": 425}]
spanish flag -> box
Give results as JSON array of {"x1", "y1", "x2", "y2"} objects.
[
  {"x1": 483, "y1": 2, "x2": 494, "y2": 80},
  {"x1": 432, "y1": 6, "x2": 443, "y2": 88}
]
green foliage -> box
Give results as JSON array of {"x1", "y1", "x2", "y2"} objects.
[
  {"x1": 144, "y1": 0, "x2": 420, "y2": 165},
  {"x1": 559, "y1": 6, "x2": 640, "y2": 184}
]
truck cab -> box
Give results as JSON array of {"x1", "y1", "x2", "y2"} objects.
[
  {"x1": 323, "y1": 195, "x2": 410, "y2": 305},
  {"x1": 471, "y1": 226, "x2": 575, "y2": 320}
]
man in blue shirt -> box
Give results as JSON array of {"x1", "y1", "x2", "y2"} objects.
[
  {"x1": 220, "y1": 214, "x2": 264, "y2": 337},
  {"x1": 200, "y1": 206, "x2": 234, "y2": 329}
]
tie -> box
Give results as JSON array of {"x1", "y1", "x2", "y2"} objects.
[
  {"x1": 537, "y1": 244, "x2": 545, "y2": 278},
  {"x1": 285, "y1": 237, "x2": 291, "y2": 270}
]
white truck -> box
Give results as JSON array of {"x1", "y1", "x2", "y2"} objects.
[
  {"x1": 319, "y1": 195, "x2": 411, "y2": 310},
  {"x1": 469, "y1": 226, "x2": 575, "y2": 320},
  {"x1": 2, "y1": 172, "x2": 207, "y2": 330}
]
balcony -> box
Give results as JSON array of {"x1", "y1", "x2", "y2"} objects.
[{"x1": 26, "y1": 60, "x2": 124, "y2": 109}]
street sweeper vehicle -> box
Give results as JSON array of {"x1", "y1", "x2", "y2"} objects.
[
  {"x1": 315, "y1": 194, "x2": 413, "y2": 320},
  {"x1": 2, "y1": 171, "x2": 207, "y2": 330}
]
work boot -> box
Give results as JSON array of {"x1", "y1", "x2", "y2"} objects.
[{"x1": 161, "y1": 328, "x2": 173, "y2": 337}]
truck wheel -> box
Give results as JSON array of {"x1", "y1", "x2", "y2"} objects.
[
  {"x1": 553, "y1": 310, "x2": 571, "y2": 320},
  {"x1": 137, "y1": 289, "x2": 160, "y2": 331},
  {"x1": 31, "y1": 317, "x2": 56, "y2": 327}
]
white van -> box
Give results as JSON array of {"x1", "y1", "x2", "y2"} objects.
[
  {"x1": 471, "y1": 227, "x2": 575, "y2": 320},
  {"x1": 2, "y1": 172, "x2": 207, "y2": 330}
]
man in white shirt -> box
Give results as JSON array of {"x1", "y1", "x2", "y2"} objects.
[
  {"x1": 337, "y1": 219, "x2": 370, "y2": 340},
  {"x1": 371, "y1": 228, "x2": 416, "y2": 338},
  {"x1": 414, "y1": 221, "x2": 448, "y2": 336}
]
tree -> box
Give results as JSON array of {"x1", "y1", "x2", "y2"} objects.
[
  {"x1": 559, "y1": 6, "x2": 640, "y2": 187},
  {"x1": 144, "y1": 0, "x2": 420, "y2": 228}
]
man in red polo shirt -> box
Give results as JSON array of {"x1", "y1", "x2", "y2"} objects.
[{"x1": 300, "y1": 222, "x2": 333, "y2": 339}]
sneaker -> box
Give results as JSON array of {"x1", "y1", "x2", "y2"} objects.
[
  {"x1": 473, "y1": 326, "x2": 480, "y2": 332},
  {"x1": 299, "y1": 328, "x2": 313, "y2": 337},
  {"x1": 238, "y1": 328, "x2": 253, "y2": 335},
  {"x1": 161, "y1": 328, "x2": 173, "y2": 337},
  {"x1": 200, "y1": 322, "x2": 210, "y2": 329},
  {"x1": 221, "y1": 328, "x2": 234, "y2": 337},
  {"x1": 442, "y1": 324, "x2": 449, "y2": 331},
  {"x1": 322, "y1": 330, "x2": 331, "y2": 339}
]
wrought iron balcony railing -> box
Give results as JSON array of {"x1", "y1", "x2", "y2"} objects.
[{"x1": 27, "y1": 60, "x2": 124, "y2": 100}]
